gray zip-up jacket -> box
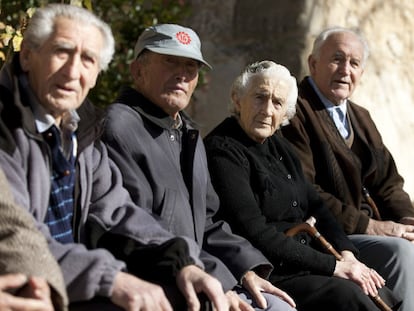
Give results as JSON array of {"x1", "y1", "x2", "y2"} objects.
[
  {"x1": 0, "y1": 55, "x2": 202, "y2": 303},
  {"x1": 102, "y1": 87, "x2": 274, "y2": 292}
]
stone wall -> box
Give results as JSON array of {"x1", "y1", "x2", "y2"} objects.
[{"x1": 182, "y1": 0, "x2": 414, "y2": 199}]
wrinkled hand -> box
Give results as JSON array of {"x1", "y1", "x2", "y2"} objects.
[
  {"x1": 241, "y1": 271, "x2": 296, "y2": 309},
  {"x1": 0, "y1": 274, "x2": 54, "y2": 311},
  {"x1": 334, "y1": 251, "x2": 385, "y2": 296},
  {"x1": 111, "y1": 271, "x2": 172, "y2": 311},
  {"x1": 225, "y1": 290, "x2": 254, "y2": 311},
  {"x1": 176, "y1": 265, "x2": 228, "y2": 311},
  {"x1": 366, "y1": 219, "x2": 414, "y2": 242},
  {"x1": 399, "y1": 217, "x2": 414, "y2": 242}
]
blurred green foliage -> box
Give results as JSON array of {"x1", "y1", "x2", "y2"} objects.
[{"x1": 0, "y1": 0, "x2": 190, "y2": 106}]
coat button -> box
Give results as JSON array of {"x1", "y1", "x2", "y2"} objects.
[
  {"x1": 300, "y1": 238, "x2": 306, "y2": 244},
  {"x1": 170, "y1": 134, "x2": 175, "y2": 141},
  {"x1": 292, "y1": 201, "x2": 298, "y2": 207}
]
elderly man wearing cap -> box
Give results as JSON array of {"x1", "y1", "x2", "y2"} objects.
[{"x1": 102, "y1": 24, "x2": 297, "y2": 311}]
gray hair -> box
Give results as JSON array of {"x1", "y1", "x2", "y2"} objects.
[
  {"x1": 311, "y1": 26, "x2": 370, "y2": 67},
  {"x1": 230, "y1": 60, "x2": 298, "y2": 126},
  {"x1": 23, "y1": 4, "x2": 114, "y2": 71}
]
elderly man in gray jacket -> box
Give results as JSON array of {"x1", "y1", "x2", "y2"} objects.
[
  {"x1": 0, "y1": 4, "x2": 233, "y2": 311},
  {"x1": 102, "y1": 23, "x2": 296, "y2": 311}
]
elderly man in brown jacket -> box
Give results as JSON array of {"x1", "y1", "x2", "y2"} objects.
[
  {"x1": 0, "y1": 168, "x2": 68, "y2": 311},
  {"x1": 281, "y1": 26, "x2": 414, "y2": 311}
]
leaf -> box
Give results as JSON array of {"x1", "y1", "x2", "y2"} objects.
[
  {"x1": 83, "y1": 0, "x2": 93, "y2": 11},
  {"x1": 26, "y1": 8, "x2": 36, "y2": 18},
  {"x1": 69, "y1": 0, "x2": 83, "y2": 7},
  {"x1": 5, "y1": 25, "x2": 15, "y2": 35},
  {"x1": 12, "y1": 31, "x2": 23, "y2": 51},
  {"x1": 0, "y1": 32, "x2": 13, "y2": 47}
]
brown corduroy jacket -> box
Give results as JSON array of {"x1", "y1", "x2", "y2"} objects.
[{"x1": 281, "y1": 76, "x2": 414, "y2": 234}]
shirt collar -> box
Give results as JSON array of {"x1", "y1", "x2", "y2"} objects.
[{"x1": 171, "y1": 113, "x2": 183, "y2": 130}]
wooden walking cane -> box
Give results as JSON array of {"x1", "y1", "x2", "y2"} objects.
[
  {"x1": 285, "y1": 217, "x2": 392, "y2": 311},
  {"x1": 362, "y1": 186, "x2": 382, "y2": 220}
]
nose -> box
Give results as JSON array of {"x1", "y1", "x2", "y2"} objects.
[
  {"x1": 174, "y1": 64, "x2": 187, "y2": 81},
  {"x1": 261, "y1": 99, "x2": 274, "y2": 116},
  {"x1": 63, "y1": 55, "x2": 81, "y2": 80},
  {"x1": 339, "y1": 60, "x2": 351, "y2": 75}
]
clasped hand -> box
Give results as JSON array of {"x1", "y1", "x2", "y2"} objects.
[
  {"x1": 333, "y1": 251, "x2": 385, "y2": 296},
  {"x1": 366, "y1": 218, "x2": 414, "y2": 242},
  {"x1": 112, "y1": 266, "x2": 229, "y2": 311},
  {"x1": 0, "y1": 274, "x2": 54, "y2": 311}
]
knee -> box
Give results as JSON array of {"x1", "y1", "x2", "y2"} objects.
[
  {"x1": 363, "y1": 237, "x2": 414, "y2": 268},
  {"x1": 262, "y1": 292, "x2": 296, "y2": 311},
  {"x1": 395, "y1": 238, "x2": 414, "y2": 255},
  {"x1": 385, "y1": 238, "x2": 414, "y2": 264},
  {"x1": 325, "y1": 278, "x2": 375, "y2": 309}
]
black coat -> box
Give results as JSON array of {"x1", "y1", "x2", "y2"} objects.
[{"x1": 205, "y1": 117, "x2": 357, "y2": 282}]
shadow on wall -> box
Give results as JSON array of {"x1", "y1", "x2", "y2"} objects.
[{"x1": 183, "y1": 0, "x2": 309, "y2": 136}]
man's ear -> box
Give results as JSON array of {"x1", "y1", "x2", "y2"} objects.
[
  {"x1": 308, "y1": 54, "x2": 316, "y2": 76},
  {"x1": 19, "y1": 41, "x2": 31, "y2": 72},
  {"x1": 231, "y1": 92, "x2": 241, "y2": 113},
  {"x1": 130, "y1": 59, "x2": 142, "y2": 81}
]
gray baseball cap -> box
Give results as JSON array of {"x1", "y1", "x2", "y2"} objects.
[{"x1": 133, "y1": 24, "x2": 211, "y2": 68}]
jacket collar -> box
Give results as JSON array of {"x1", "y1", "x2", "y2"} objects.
[
  {"x1": 116, "y1": 86, "x2": 197, "y2": 131},
  {"x1": 299, "y1": 77, "x2": 327, "y2": 112}
]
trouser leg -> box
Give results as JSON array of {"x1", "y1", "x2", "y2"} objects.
[
  {"x1": 275, "y1": 274, "x2": 380, "y2": 311},
  {"x1": 69, "y1": 297, "x2": 123, "y2": 311},
  {"x1": 349, "y1": 234, "x2": 413, "y2": 311},
  {"x1": 233, "y1": 285, "x2": 296, "y2": 310},
  {"x1": 69, "y1": 284, "x2": 206, "y2": 311}
]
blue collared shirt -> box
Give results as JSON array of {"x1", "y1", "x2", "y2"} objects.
[{"x1": 308, "y1": 77, "x2": 350, "y2": 138}]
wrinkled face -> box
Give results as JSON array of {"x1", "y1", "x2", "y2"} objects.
[
  {"x1": 131, "y1": 52, "x2": 199, "y2": 118},
  {"x1": 235, "y1": 73, "x2": 290, "y2": 143},
  {"x1": 309, "y1": 32, "x2": 364, "y2": 105},
  {"x1": 20, "y1": 17, "x2": 103, "y2": 124}
]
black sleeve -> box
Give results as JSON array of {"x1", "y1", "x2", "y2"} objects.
[{"x1": 97, "y1": 234, "x2": 195, "y2": 282}]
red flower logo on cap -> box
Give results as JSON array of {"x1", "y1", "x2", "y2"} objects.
[{"x1": 176, "y1": 31, "x2": 191, "y2": 45}]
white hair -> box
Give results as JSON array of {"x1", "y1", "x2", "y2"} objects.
[
  {"x1": 23, "y1": 4, "x2": 115, "y2": 71},
  {"x1": 311, "y1": 26, "x2": 370, "y2": 68},
  {"x1": 230, "y1": 60, "x2": 298, "y2": 126}
]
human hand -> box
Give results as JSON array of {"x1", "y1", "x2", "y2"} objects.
[
  {"x1": 0, "y1": 274, "x2": 54, "y2": 311},
  {"x1": 111, "y1": 271, "x2": 172, "y2": 311},
  {"x1": 334, "y1": 251, "x2": 384, "y2": 296},
  {"x1": 399, "y1": 217, "x2": 414, "y2": 242},
  {"x1": 225, "y1": 290, "x2": 253, "y2": 311},
  {"x1": 366, "y1": 219, "x2": 414, "y2": 241},
  {"x1": 176, "y1": 265, "x2": 228, "y2": 311},
  {"x1": 241, "y1": 271, "x2": 296, "y2": 309}
]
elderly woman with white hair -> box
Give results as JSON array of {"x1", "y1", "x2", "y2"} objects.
[{"x1": 204, "y1": 61, "x2": 399, "y2": 311}]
